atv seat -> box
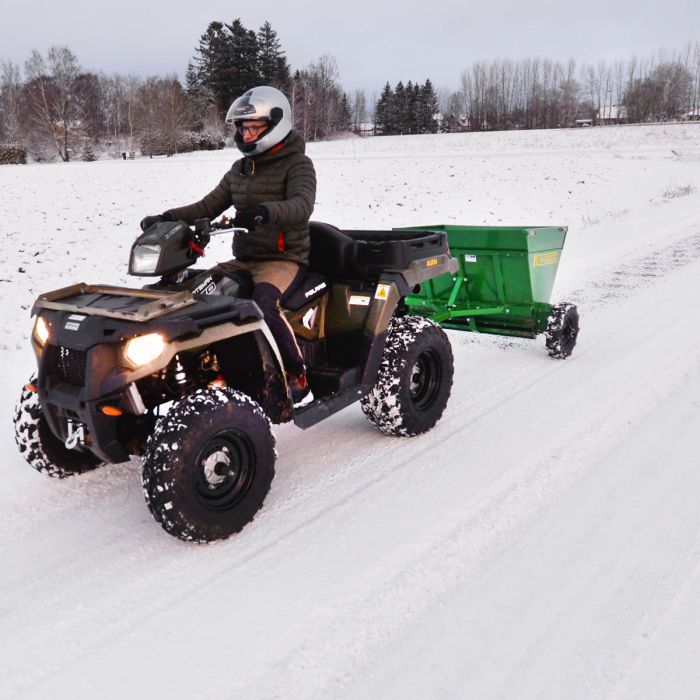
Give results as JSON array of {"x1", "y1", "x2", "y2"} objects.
[
  {"x1": 308, "y1": 221, "x2": 356, "y2": 277},
  {"x1": 280, "y1": 222, "x2": 356, "y2": 311},
  {"x1": 281, "y1": 272, "x2": 329, "y2": 311}
]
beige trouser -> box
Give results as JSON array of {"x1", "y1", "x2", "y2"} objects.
[
  {"x1": 213, "y1": 259, "x2": 301, "y2": 293},
  {"x1": 212, "y1": 258, "x2": 306, "y2": 375}
]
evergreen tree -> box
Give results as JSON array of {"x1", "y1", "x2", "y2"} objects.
[
  {"x1": 81, "y1": 142, "x2": 97, "y2": 161},
  {"x1": 191, "y1": 22, "x2": 233, "y2": 111},
  {"x1": 405, "y1": 80, "x2": 418, "y2": 133},
  {"x1": 185, "y1": 61, "x2": 199, "y2": 93},
  {"x1": 225, "y1": 19, "x2": 260, "y2": 98},
  {"x1": 338, "y1": 92, "x2": 352, "y2": 130},
  {"x1": 374, "y1": 82, "x2": 394, "y2": 134},
  {"x1": 394, "y1": 81, "x2": 406, "y2": 134},
  {"x1": 257, "y1": 22, "x2": 290, "y2": 89},
  {"x1": 419, "y1": 79, "x2": 439, "y2": 132},
  {"x1": 190, "y1": 19, "x2": 261, "y2": 115}
]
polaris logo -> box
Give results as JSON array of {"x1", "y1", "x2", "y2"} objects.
[{"x1": 305, "y1": 282, "x2": 327, "y2": 298}]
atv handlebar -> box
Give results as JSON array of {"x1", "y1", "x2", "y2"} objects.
[
  {"x1": 193, "y1": 217, "x2": 248, "y2": 235},
  {"x1": 188, "y1": 218, "x2": 249, "y2": 258}
]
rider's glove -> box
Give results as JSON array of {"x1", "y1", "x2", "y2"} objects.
[
  {"x1": 232, "y1": 205, "x2": 269, "y2": 231},
  {"x1": 140, "y1": 212, "x2": 173, "y2": 231}
]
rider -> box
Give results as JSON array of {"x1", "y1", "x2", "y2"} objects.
[{"x1": 140, "y1": 86, "x2": 317, "y2": 406}]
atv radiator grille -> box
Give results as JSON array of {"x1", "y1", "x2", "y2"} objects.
[{"x1": 49, "y1": 346, "x2": 87, "y2": 386}]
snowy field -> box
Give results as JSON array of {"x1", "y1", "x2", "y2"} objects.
[{"x1": 1, "y1": 123, "x2": 700, "y2": 699}]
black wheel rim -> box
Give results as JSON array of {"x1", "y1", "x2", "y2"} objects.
[
  {"x1": 409, "y1": 349, "x2": 442, "y2": 411},
  {"x1": 194, "y1": 430, "x2": 256, "y2": 511},
  {"x1": 561, "y1": 314, "x2": 578, "y2": 351}
]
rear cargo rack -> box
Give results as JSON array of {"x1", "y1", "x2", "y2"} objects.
[
  {"x1": 343, "y1": 229, "x2": 450, "y2": 277},
  {"x1": 34, "y1": 283, "x2": 197, "y2": 322}
]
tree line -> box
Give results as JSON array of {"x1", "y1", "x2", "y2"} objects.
[
  {"x1": 374, "y1": 80, "x2": 440, "y2": 135},
  {"x1": 448, "y1": 43, "x2": 700, "y2": 131},
  {"x1": 1, "y1": 29, "x2": 699, "y2": 164},
  {"x1": 0, "y1": 19, "x2": 352, "y2": 163}
]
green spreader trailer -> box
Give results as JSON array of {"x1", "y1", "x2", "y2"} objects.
[{"x1": 398, "y1": 225, "x2": 580, "y2": 358}]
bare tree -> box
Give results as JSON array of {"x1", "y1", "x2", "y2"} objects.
[
  {"x1": 24, "y1": 47, "x2": 82, "y2": 161},
  {"x1": 442, "y1": 90, "x2": 465, "y2": 132},
  {"x1": 290, "y1": 55, "x2": 348, "y2": 140},
  {"x1": 0, "y1": 61, "x2": 23, "y2": 143},
  {"x1": 135, "y1": 76, "x2": 195, "y2": 156},
  {"x1": 351, "y1": 88, "x2": 366, "y2": 132},
  {"x1": 311, "y1": 54, "x2": 339, "y2": 139}
]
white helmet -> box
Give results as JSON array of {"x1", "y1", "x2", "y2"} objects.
[{"x1": 226, "y1": 85, "x2": 292, "y2": 156}]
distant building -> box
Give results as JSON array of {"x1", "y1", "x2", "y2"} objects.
[
  {"x1": 358, "y1": 122, "x2": 376, "y2": 136},
  {"x1": 596, "y1": 104, "x2": 627, "y2": 125},
  {"x1": 575, "y1": 118, "x2": 593, "y2": 127}
]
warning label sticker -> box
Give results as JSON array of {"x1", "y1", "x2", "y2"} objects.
[
  {"x1": 349, "y1": 295, "x2": 371, "y2": 306},
  {"x1": 374, "y1": 284, "x2": 391, "y2": 300},
  {"x1": 65, "y1": 314, "x2": 85, "y2": 331},
  {"x1": 533, "y1": 251, "x2": 560, "y2": 267}
]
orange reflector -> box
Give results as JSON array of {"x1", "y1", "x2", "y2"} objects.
[
  {"x1": 101, "y1": 405, "x2": 123, "y2": 416},
  {"x1": 25, "y1": 383, "x2": 37, "y2": 393}
]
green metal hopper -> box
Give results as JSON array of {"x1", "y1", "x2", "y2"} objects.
[{"x1": 397, "y1": 225, "x2": 579, "y2": 358}]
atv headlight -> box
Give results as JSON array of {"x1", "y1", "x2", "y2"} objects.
[
  {"x1": 33, "y1": 316, "x2": 50, "y2": 346},
  {"x1": 130, "y1": 244, "x2": 162, "y2": 274},
  {"x1": 124, "y1": 333, "x2": 166, "y2": 367}
]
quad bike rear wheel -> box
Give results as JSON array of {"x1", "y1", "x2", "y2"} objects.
[
  {"x1": 142, "y1": 387, "x2": 276, "y2": 543},
  {"x1": 361, "y1": 316, "x2": 454, "y2": 437},
  {"x1": 14, "y1": 379, "x2": 102, "y2": 478}
]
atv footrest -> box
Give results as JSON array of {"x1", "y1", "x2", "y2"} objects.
[
  {"x1": 293, "y1": 384, "x2": 367, "y2": 429},
  {"x1": 308, "y1": 365, "x2": 360, "y2": 397}
]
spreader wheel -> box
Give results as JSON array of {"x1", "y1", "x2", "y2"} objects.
[{"x1": 545, "y1": 303, "x2": 579, "y2": 359}]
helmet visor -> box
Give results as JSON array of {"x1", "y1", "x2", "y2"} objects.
[{"x1": 234, "y1": 121, "x2": 269, "y2": 137}]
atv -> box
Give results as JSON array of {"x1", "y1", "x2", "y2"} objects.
[{"x1": 14, "y1": 218, "x2": 458, "y2": 543}]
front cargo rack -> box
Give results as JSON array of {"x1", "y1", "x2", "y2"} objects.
[{"x1": 33, "y1": 283, "x2": 197, "y2": 322}]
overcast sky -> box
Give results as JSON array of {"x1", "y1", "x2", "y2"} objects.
[{"x1": 2, "y1": 0, "x2": 698, "y2": 98}]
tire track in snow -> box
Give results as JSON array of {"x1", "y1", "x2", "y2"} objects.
[
  {"x1": 218, "y1": 263, "x2": 700, "y2": 698},
  {"x1": 4, "y1": 221, "x2": 700, "y2": 697},
  {"x1": 3, "y1": 224, "x2": 699, "y2": 620},
  {"x1": 13, "y1": 259, "x2": 700, "y2": 700}
]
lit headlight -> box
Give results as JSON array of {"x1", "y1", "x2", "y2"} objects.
[
  {"x1": 33, "y1": 316, "x2": 50, "y2": 345},
  {"x1": 130, "y1": 244, "x2": 162, "y2": 274},
  {"x1": 124, "y1": 333, "x2": 166, "y2": 367}
]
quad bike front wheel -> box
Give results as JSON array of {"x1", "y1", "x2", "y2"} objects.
[
  {"x1": 361, "y1": 316, "x2": 454, "y2": 437},
  {"x1": 14, "y1": 379, "x2": 102, "y2": 478},
  {"x1": 141, "y1": 388, "x2": 276, "y2": 543}
]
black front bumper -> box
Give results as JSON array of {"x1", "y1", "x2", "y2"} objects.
[{"x1": 37, "y1": 342, "x2": 137, "y2": 464}]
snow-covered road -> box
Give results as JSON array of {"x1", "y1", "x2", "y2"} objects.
[{"x1": 1, "y1": 124, "x2": 699, "y2": 699}]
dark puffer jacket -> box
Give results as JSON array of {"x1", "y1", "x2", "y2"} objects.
[{"x1": 165, "y1": 131, "x2": 316, "y2": 265}]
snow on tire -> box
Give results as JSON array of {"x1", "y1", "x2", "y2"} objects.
[
  {"x1": 141, "y1": 387, "x2": 276, "y2": 544},
  {"x1": 14, "y1": 379, "x2": 102, "y2": 478},
  {"x1": 361, "y1": 316, "x2": 454, "y2": 437},
  {"x1": 545, "y1": 303, "x2": 580, "y2": 359}
]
